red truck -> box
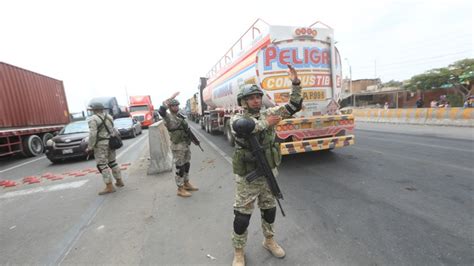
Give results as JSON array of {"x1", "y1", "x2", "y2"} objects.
[
  {"x1": 129, "y1": 95, "x2": 156, "y2": 128},
  {"x1": 0, "y1": 62, "x2": 70, "y2": 157}
]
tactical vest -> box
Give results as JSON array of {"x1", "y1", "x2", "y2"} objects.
[
  {"x1": 167, "y1": 117, "x2": 191, "y2": 145},
  {"x1": 232, "y1": 124, "x2": 282, "y2": 177}
]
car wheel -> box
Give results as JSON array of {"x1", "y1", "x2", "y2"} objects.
[{"x1": 41, "y1": 133, "x2": 54, "y2": 152}]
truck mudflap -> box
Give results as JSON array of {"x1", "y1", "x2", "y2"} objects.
[{"x1": 279, "y1": 135, "x2": 355, "y2": 155}]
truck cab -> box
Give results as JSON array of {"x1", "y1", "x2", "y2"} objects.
[{"x1": 129, "y1": 95, "x2": 156, "y2": 128}]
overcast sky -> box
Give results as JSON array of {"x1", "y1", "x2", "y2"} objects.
[{"x1": 1, "y1": 0, "x2": 472, "y2": 112}]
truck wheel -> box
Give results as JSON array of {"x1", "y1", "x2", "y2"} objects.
[
  {"x1": 42, "y1": 133, "x2": 54, "y2": 152},
  {"x1": 22, "y1": 135, "x2": 43, "y2": 157},
  {"x1": 225, "y1": 120, "x2": 235, "y2": 146}
]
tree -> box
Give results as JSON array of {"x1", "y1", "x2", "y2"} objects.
[
  {"x1": 404, "y1": 58, "x2": 474, "y2": 99},
  {"x1": 381, "y1": 80, "x2": 402, "y2": 87}
]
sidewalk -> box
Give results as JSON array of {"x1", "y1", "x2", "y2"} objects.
[{"x1": 356, "y1": 121, "x2": 474, "y2": 141}]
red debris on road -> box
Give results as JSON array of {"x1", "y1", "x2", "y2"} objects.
[
  {"x1": 1, "y1": 180, "x2": 17, "y2": 187},
  {"x1": 22, "y1": 176, "x2": 41, "y2": 184}
]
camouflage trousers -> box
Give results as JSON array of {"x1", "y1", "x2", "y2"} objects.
[
  {"x1": 94, "y1": 144, "x2": 122, "y2": 184},
  {"x1": 171, "y1": 147, "x2": 191, "y2": 187},
  {"x1": 232, "y1": 174, "x2": 276, "y2": 249}
]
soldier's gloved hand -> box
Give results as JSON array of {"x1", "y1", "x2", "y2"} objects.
[
  {"x1": 287, "y1": 64, "x2": 300, "y2": 85},
  {"x1": 266, "y1": 115, "x2": 281, "y2": 127}
]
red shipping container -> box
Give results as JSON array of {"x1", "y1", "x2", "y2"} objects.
[{"x1": 0, "y1": 62, "x2": 70, "y2": 128}]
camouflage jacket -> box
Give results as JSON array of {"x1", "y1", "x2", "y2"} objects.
[
  {"x1": 230, "y1": 83, "x2": 302, "y2": 176},
  {"x1": 158, "y1": 105, "x2": 191, "y2": 150},
  {"x1": 88, "y1": 112, "x2": 115, "y2": 149}
]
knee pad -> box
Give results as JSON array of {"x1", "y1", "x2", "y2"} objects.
[
  {"x1": 233, "y1": 210, "x2": 251, "y2": 235},
  {"x1": 261, "y1": 207, "x2": 276, "y2": 224},
  {"x1": 108, "y1": 160, "x2": 118, "y2": 168},
  {"x1": 183, "y1": 162, "x2": 190, "y2": 173},
  {"x1": 175, "y1": 164, "x2": 185, "y2": 177},
  {"x1": 96, "y1": 163, "x2": 108, "y2": 173}
]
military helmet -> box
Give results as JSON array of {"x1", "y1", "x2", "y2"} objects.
[
  {"x1": 237, "y1": 84, "x2": 264, "y2": 106},
  {"x1": 168, "y1": 99, "x2": 180, "y2": 106},
  {"x1": 88, "y1": 102, "x2": 105, "y2": 110}
]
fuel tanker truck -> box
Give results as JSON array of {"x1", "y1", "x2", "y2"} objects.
[{"x1": 197, "y1": 19, "x2": 354, "y2": 155}]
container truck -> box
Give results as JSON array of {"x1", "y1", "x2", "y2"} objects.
[
  {"x1": 0, "y1": 62, "x2": 70, "y2": 157},
  {"x1": 185, "y1": 93, "x2": 200, "y2": 123},
  {"x1": 197, "y1": 19, "x2": 354, "y2": 155},
  {"x1": 128, "y1": 95, "x2": 157, "y2": 128}
]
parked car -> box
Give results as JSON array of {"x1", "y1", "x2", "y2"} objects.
[
  {"x1": 114, "y1": 117, "x2": 142, "y2": 138},
  {"x1": 45, "y1": 121, "x2": 90, "y2": 163}
]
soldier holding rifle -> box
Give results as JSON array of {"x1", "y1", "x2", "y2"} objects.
[
  {"x1": 230, "y1": 65, "x2": 303, "y2": 266},
  {"x1": 158, "y1": 92, "x2": 201, "y2": 197}
]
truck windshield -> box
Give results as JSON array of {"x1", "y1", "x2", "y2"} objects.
[{"x1": 129, "y1": 105, "x2": 148, "y2": 112}]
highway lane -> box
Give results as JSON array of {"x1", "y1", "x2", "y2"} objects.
[
  {"x1": 190, "y1": 121, "x2": 474, "y2": 265},
  {"x1": 1, "y1": 122, "x2": 472, "y2": 265}
]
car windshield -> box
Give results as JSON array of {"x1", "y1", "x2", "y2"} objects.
[
  {"x1": 114, "y1": 118, "x2": 133, "y2": 127},
  {"x1": 60, "y1": 121, "x2": 89, "y2": 134},
  {"x1": 129, "y1": 105, "x2": 148, "y2": 112}
]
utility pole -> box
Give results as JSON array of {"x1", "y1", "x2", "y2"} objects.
[
  {"x1": 374, "y1": 60, "x2": 377, "y2": 79},
  {"x1": 345, "y1": 58, "x2": 353, "y2": 106}
]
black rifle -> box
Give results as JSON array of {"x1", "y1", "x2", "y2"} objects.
[
  {"x1": 232, "y1": 118, "x2": 285, "y2": 217},
  {"x1": 177, "y1": 112, "x2": 203, "y2": 152},
  {"x1": 186, "y1": 127, "x2": 204, "y2": 152}
]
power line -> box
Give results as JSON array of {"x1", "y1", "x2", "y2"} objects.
[{"x1": 355, "y1": 50, "x2": 472, "y2": 69}]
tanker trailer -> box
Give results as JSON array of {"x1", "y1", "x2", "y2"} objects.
[{"x1": 199, "y1": 19, "x2": 354, "y2": 155}]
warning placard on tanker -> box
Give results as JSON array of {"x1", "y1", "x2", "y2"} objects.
[{"x1": 256, "y1": 40, "x2": 342, "y2": 98}]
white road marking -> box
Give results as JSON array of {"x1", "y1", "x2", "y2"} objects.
[
  {"x1": 0, "y1": 131, "x2": 147, "y2": 175},
  {"x1": 0, "y1": 156, "x2": 46, "y2": 174},
  {"x1": 0, "y1": 180, "x2": 89, "y2": 199},
  {"x1": 117, "y1": 131, "x2": 148, "y2": 159},
  {"x1": 191, "y1": 127, "x2": 233, "y2": 165}
]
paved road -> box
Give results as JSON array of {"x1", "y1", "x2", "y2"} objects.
[{"x1": 0, "y1": 123, "x2": 472, "y2": 265}]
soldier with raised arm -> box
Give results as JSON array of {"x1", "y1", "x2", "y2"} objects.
[
  {"x1": 230, "y1": 65, "x2": 303, "y2": 266},
  {"x1": 158, "y1": 92, "x2": 199, "y2": 197}
]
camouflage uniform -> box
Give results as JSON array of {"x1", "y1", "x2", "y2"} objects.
[
  {"x1": 158, "y1": 104, "x2": 192, "y2": 187},
  {"x1": 88, "y1": 112, "x2": 122, "y2": 184},
  {"x1": 230, "y1": 82, "x2": 302, "y2": 249}
]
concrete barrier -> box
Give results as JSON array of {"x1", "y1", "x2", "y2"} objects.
[
  {"x1": 352, "y1": 108, "x2": 474, "y2": 127},
  {"x1": 147, "y1": 121, "x2": 173, "y2": 175}
]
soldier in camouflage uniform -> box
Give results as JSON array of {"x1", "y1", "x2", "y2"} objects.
[
  {"x1": 230, "y1": 65, "x2": 302, "y2": 266},
  {"x1": 86, "y1": 102, "x2": 124, "y2": 195},
  {"x1": 158, "y1": 96, "x2": 198, "y2": 197}
]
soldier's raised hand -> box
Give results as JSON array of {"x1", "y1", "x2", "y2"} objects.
[{"x1": 287, "y1": 64, "x2": 299, "y2": 83}]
